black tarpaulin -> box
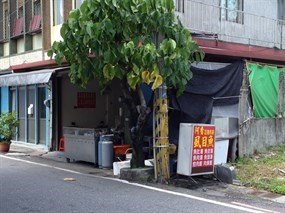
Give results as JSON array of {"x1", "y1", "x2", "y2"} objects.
[{"x1": 169, "y1": 61, "x2": 244, "y2": 144}]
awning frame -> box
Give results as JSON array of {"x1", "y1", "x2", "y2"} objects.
[{"x1": 0, "y1": 67, "x2": 69, "y2": 87}]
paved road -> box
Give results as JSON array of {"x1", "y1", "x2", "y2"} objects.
[{"x1": 0, "y1": 155, "x2": 284, "y2": 213}]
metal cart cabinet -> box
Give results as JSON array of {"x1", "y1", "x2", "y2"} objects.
[{"x1": 64, "y1": 127, "x2": 98, "y2": 165}]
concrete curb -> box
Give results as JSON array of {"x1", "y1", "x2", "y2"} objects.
[{"x1": 120, "y1": 167, "x2": 154, "y2": 182}]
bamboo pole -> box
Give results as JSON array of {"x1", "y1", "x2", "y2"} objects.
[
  {"x1": 153, "y1": 84, "x2": 169, "y2": 183},
  {"x1": 277, "y1": 71, "x2": 284, "y2": 118}
]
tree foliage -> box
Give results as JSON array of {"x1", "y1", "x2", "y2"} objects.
[
  {"x1": 48, "y1": 0, "x2": 204, "y2": 95},
  {"x1": 48, "y1": 0, "x2": 204, "y2": 168}
]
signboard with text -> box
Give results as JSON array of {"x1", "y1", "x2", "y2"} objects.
[
  {"x1": 177, "y1": 123, "x2": 216, "y2": 176},
  {"x1": 190, "y1": 125, "x2": 215, "y2": 175},
  {"x1": 77, "y1": 92, "x2": 96, "y2": 108}
]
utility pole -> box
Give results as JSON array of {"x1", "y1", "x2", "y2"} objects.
[
  {"x1": 153, "y1": 84, "x2": 170, "y2": 183},
  {"x1": 153, "y1": 31, "x2": 170, "y2": 183},
  {"x1": 239, "y1": 66, "x2": 250, "y2": 157}
]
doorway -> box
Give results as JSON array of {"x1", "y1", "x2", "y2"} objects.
[{"x1": 10, "y1": 85, "x2": 49, "y2": 146}]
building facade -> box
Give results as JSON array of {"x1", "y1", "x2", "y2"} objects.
[
  {"x1": 174, "y1": 0, "x2": 285, "y2": 157},
  {"x1": 176, "y1": 0, "x2": 285, "y2": 63},
  {"x1": 0, "y1": 0, "x2": 112, "y2": 150},
  {"x1": 0, "y1": 0, "x2": 284, "y2": 154}
]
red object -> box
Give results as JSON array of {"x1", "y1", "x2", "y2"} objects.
[
  {"x1": 0, "y1": 143, "x2": 10, "y2": 153},
  {"x1": 9, "y1": 59, "x2": 67, "y2": 71},
  {"x1": 113, "y1": 145, "x2": 131, "y2": 155},
  {"x1": 77, "y1": 92, "x2": 96, "y2": 108},
  {"x1": 194, "y1": 37, "x2": 285, "y2": 63},
  {"x1": 191, "y1": 125, "x2": 215, "y2": 175},
  {"x1": 59, "y1": 137, "x2": 64, "y2": 151},
  {"x1": 29, "y1": 15, "x2": 41, "y2": 33},
  {"x1": 13, "y1": 17, "x2": 24, "y2": 37}
]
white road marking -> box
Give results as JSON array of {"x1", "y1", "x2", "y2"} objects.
[
  {"x1": 0, "y1": 155, "x2": 276, "y2": 213},
  {"x1": 231, "y1": 202, "x2": 281, "y2": 213},
  {"x1": 0, "y1": 154, "x2": 82, "y2": 174}
]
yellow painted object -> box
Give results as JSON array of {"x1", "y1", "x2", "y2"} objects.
[
  {"x1": 169, "y1": 144, "x2": 176, "y2": 155},
  {"x1": 63, "y1": 178, "x2": 76, "y2": 181},
  {"x1": 154, "y1": 96, "x2": 170, "y2": 183}
]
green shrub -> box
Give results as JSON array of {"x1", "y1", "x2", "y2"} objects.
[{"x1": 0, "y1": 112, "x2": 18, "y2": 143}]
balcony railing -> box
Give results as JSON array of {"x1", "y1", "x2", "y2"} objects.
[{"x1": 177, "y1": 0, "x2": 285, "y2": 49}]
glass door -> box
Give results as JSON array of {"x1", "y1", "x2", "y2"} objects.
[
  {"x1": 38, "y1": 87, "x2": 46, "y2": 145},
  {"x1": 27, "y1": 86, "x2": 35, "y2": 143},
  {"x1": 18, "y1": 87, "x2": 26, "y2": 142}
]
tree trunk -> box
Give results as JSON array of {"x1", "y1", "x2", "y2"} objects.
[
  {"x1": 120, "y1": 81, "x2": 151, "y2": 168},
  {"x1": 130, "y1": 103, "x2": 150, "y2": 168}
]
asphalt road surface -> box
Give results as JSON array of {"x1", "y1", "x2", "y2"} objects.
[{"x1": 0, "y1": 155, "x2": 284, "y2": 213}]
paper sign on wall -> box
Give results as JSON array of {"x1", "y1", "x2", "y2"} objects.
[{"x1": 77, "y1": 92, "x2": 96, "y2": 108}]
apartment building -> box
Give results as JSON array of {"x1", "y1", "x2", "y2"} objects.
[
  {"x1": 172, "y1": 0, "x2": 285, "y2": 158},
  {"x1": 0, "y1": 0, "x2": 90, "y2": 149},
  {"x1": 175, "y1": 0, "x2": 285, "y2": 63},
  {"x1": 0, "y1": 0, "x2": 123, "y2": 151}
]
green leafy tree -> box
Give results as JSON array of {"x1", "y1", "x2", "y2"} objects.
[{"x1": 48, "y1": 0, "x2": 204, "y2": 168}]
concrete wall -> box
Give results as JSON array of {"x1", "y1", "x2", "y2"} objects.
[
  {"x1": 0, "y1": 50, "x2": 43, "y2": 70},
  {"x1": 51, "y1": 25, "x2": 63, "y2": 44},
  {"x1": 17, "y1": 38, "x2": 25, "y2": 53},
  {"x1": 238, "y1": 65, "x2": 285, "y2": 157},
  {"x1": 61, "y1": 76, "x2": 122, "y2": 129},
  {"x1": 240, "y1": 118, "x2": 285, "y2": 155},
  {"x1": 3, "y1": 43, "x2": 9, "y2": 56},
  {"x1": 33, "y1": 34, "x2": 43, "y2": 50}
]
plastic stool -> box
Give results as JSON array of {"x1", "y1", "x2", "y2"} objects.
[{"x1": 59, "y1": 137, "x2": 64, "y2": 151}]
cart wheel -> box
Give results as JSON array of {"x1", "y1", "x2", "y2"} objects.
[
  {"x1": 230, "y1": 137, "x2": 238, "y2": 162},
  {"x1": 66, "y1": 158, "x2": 70, "y2": 163}
]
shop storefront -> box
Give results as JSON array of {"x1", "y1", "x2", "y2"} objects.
[
  {"x1": 0, "y1": 68, "x2": 66, "y2": 149},
  {"x1": 48, "y1": 69, "x2": 132, "y2": 158}
]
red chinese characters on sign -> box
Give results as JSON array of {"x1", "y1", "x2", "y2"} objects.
[
  {"x1": 77, "y1": 92, "x2": 96, "y2": 108},
  {"x1": 191, "y1": 125, "x2": 215, "y2": 175}
]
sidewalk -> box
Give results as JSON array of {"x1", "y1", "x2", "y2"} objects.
[
  {"x1": 7, "y1": 142, "x2": 113, "y2": 177},
  {"x1": 8, "y1": 143, "x2": 48, "y2": 157}
]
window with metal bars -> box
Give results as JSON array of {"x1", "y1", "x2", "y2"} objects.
[
  {"x1": 12, "y1": 0, "x2": 24, "y2": 37},
  {"x1": 174, "y1": 0, "x2": 184, "y2": 13},
  {"x1": 4, "y1": 8, "x2": 8, "y2": 39},
  {"x1": 220, "y1": 0, "x2": 244, "y2": 24},
  {"x1": 75, "y1": 0, "x2": 84, "y2": 9},
  {"x1": 277, "y1": 0, "x2": 285, "y2": 25},
  {"x1": 28, "y1": 0, "x2": 41, "y2": 33},
  {"x1": 34, "y1": 0, "x2": 41, "y2": 16},
  {"x1": 18, "y1": 0, "x2": 24, "y2": 18},
  {"x1": 53, "y1": 0, "x2": 63, "y2": 26}
]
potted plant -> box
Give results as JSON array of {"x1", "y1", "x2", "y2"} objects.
[{"x1": 0, "y1": 112, "x2": 18, "y2": 152}]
